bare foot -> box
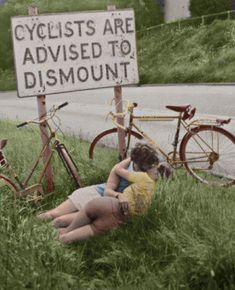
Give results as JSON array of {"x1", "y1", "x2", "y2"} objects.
[
  {"x1": 58, "y1": 227, "x2": 68, "y2": 235},
  {"x1": 53, "y1": 217, "x2": 69, "y2": 228},
  {"x1": 58, "y1": 233, "x2": 73, "y2": 244},
  {"x1": 37, "y1": 211, "x2": 54, "y2": 221}
]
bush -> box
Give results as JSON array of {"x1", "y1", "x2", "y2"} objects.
[{"x1": 190, "y1": 0, "x2": 231, "y2": 17}]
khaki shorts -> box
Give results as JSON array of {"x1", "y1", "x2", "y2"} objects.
[{"x1": 68, "y1": 185, "x2": 101, "y2": 210}]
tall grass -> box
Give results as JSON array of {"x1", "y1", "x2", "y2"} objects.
[
  {"x1": 138, "y1": 19, "x2": 235, "y2": 84},
  {"x1": 0, "y1": 120, "x2": 234, "y2": 289}
]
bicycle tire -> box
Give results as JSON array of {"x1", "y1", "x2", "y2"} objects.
[
  {"x1": 89, "y1": 128, "x2": 143, "y2": 165},
  {"x1": 0, "y1": 174, "x2": 18, "y2": 201},
  {"x1": 55, "y1": 143, "x2": 82, "y2": 188},
  {"x1": 179, "y1": 125, "x2": 235, "y2": 187}
]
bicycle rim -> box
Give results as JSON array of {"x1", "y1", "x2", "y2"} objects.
[
  {"x1": 0, "y1": 174, "x2": 18, "y2": 205},
  {"x1": 89, "y1": 128, "x2": 143, "y2": 168},
  {"x1": 180, "y1": 126, "x2": 235, "y2": 187}
]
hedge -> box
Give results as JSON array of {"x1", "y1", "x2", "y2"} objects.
[{"x1": 190, "y1": 0, "x2": 232, "y2": 17}]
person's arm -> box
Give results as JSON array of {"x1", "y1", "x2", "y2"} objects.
[
  {"x1": 104, "y1": 158, "x2": 131, "y2": 198},
  {"x1": 114, "y1": 165, "x2": 130, "y2": 181},
  {"x1": 104, "y1": 167, "x2": 120, "y2": 198},
  {"x1": 112, "y1": 160, "x2": 134, "y2": 215},
  {"x1": 105, "y1": 169, "x2": 129, "y2": 215}
]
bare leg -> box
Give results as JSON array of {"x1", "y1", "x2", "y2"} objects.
[
  {"x1": 53, "y1": 212, "x2": 78, "y2": 228},
  {"x1": 62, "y1": 209, "x2": 91, "y2": 234},
  {"x1": 58, "y1": 197, "x2": 123, "y2": 244},
  {"x1": 59, "y1": 225, "x2": 96, "y2": 244},
  {"x1": 37, "y1": 199, "x2": 77, "y2": 221}
]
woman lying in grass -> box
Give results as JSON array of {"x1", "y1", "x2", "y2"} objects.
[
  {"x1": 58, "y1": 143, "x2": 160, "y2": 244},
  {"x1": 38, "y1": 146, "x2": 143, "y2": 223},
  {"x1": 38, "y1": 143, "x2": 172, "y2": 244}
]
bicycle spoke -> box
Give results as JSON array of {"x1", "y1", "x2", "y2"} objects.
[
  {"x1": 89, "y1": 128, "x2": 143, "y2": 168},
  {"x1": 180, "y1": 126, "x2": 235, "y2": 187}
]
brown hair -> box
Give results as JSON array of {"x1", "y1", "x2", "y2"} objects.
[{"x1": 130, "y1": 142, "x2": 159, "y2": 172}]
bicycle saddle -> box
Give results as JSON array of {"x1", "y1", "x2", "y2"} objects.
[
  {"x1": 0, "y1": 139, "x2": 7, "y2": 150},
  {"x1": 166, "y1": 105, "x2": 191, "y2": 112}
]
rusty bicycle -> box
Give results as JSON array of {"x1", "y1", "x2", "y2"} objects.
[
  {"x1": 89, "y1": 101, "x2": 235, "y2": 188},
  {"x1": 0, "y1": 102, "x2": 82, "y2": 204}
]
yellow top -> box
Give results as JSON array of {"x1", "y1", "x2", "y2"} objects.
[{"x1": 122, "y1": 171, "x2": 156, "y2": 215}]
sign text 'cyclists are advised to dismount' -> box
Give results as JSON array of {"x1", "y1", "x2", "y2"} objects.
[{"x1": 11, "y1": 9, "x2": 139, "y2": 98}]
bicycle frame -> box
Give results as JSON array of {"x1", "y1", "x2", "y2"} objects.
[
  {"x1": 126, "y1": 111, "x2": 189, "y2": 166},
  {"x1": 0, "y1": 102, "x2": 82, "y2": 201},
  {"x1": 1, "y1": 128, "x2": 55, "y2": 197},
  {"x1": 114, "y1": 102, "x2": 231, "y2": 168}
]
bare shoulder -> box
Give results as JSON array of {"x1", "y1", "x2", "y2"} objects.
[{"x1": 115, "y1": 158, "x2": 131, "y2": 170}]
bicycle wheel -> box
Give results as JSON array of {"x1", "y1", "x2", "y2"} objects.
[
  {"x1": 180, "y1": 125, "x2": 235, "y2": 187},
  {"x1": 55, "y1": 143, "x2": 82, "y2": 188},
  {"x1": 0, "y1": 174, "x2": 18, "y2": 202},
  {"x1": 89, "y1": 128, "x2": 143, "y2": 167}
]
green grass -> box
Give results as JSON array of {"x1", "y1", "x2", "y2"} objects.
[
  {"x1": 138, "y1": 19, "x2": 235, "y2": 84},
  {"x1": 0, "y1": 120, "x2": 235, "y2": 289}
]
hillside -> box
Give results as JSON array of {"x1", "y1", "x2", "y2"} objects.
[{"x1": 138, "y1": 19, "x2": 235, "y2": 84}]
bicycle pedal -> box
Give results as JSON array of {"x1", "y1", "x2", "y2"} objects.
[
  {"x1": 26, "y1": 194, "x2": 43, "y2": 204},
  {"x1": 18, "y1": 184, "x2": 44, "y2": 197}
]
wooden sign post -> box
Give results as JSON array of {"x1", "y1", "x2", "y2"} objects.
[
  {"x1": 108, "y1": 5, "x2": 126, "y2": 160},
  {"x1": 28, "y1": 5, "x2": 54, "y2": 192}
]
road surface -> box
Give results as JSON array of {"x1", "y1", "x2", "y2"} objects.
[{"x1": 0, "y1": 85, "x2": 234, "y2": 152}]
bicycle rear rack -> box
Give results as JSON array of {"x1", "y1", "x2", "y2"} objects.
[{"x1": 188, "y1": 118, "x2": 231, "y2": 127}]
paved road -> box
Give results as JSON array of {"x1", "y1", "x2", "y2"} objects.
[{"x1": 0, "y1": 85, "x2": 235, "y2": 151}]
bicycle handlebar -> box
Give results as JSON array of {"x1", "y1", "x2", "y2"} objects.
[
  {"x1": 109, "y1": 101, "x2": 138, "y2": 117},
  {"x1": 16, "y1": 121, "x2": 29, "y2": 128},
  {"x1": 107, "y1": 101, "x2": 138, "y2": 130},
  {"x1": 16, "y1": 102, "x2": 69, "y2": 128},
  {"x1": 57, "y1": 102, "x2": 68, "y2": 110}
]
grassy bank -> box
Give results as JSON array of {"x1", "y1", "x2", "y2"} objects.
[
  {"x1": 138, "y1": 19, "x2": 235, "y2": 84},
  {"x1": 0, "y1": 120, "x2": 234, "y2": 289}
]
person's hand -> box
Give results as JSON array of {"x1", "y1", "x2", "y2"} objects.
[
  {"x1": 117, "y1": 194, "x2": 129, "y2": 216},
  {"x1": 158, "y1": 162, "x2": 174, "y2": 179}
]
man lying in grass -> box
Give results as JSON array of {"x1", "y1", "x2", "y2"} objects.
[
  {"x1": 57, "y1": 144, "x2": 160, "y2": 244},
  {"x1": 38, "y1": 143, "x2": 172, "y2": 244}
]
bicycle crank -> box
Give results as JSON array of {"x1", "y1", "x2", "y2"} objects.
[{"x1": 208, "y1": 151, "x2": 219, "y2": 169}]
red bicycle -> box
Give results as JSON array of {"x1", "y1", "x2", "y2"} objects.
[{"x1": 0, "y1": 102, "x2": 82, "y2": 203}]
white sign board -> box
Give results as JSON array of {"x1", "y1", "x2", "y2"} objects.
[{"x1": 11, "y1": 10, "x2": 139, "y2": 98}]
